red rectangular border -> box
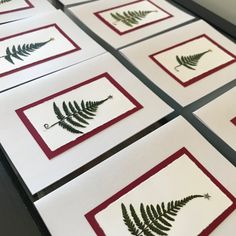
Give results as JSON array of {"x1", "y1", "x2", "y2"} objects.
[
  {"x1": 16, "y1": 72, "x2": 143, "y2": 160},
  {"x1": 94, "y1": 0, "x2": 173, "y2": 35},
  {"x1": 85, "y1": 147, "x2": 236, "y2": 236},
  {"x1": 0, "y1": 24, "x2": 81, "y2": 78},
  {"x1": 149, "y1": 34, "x2": 236, "y2": 87},
  {"x1": 0, "y1": 0, "x2": 34, "y2": 15},
  {"x1": 231, "y1": 117, "x2": 236, "y2": 126}
]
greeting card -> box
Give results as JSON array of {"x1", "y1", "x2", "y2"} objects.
[
  {"x1": 149, "y1": 35, "x2": 235, "y2": 87},
  {"x1": 86, "y1": 148, "x2": 235, "y2": 236},
  {"x1": 121, "y1": 20, "x2": 236, "y2": 106},
  {"x1": 0, "y1": 0, "x2": 55, "y2": 24},
  {"x1": 0, "y1": 10, "x2": 105, "y2": 92},
  {"x1": 68, "y1": 0, "x2": 194, "y2": 49},
  {"x1": 194, "y1": 87, "x2": 236, "y2": 151},
  {"x1": 59, "y1": 0, "x2": 95, "y2": 6},
  {"x1": 35, "y1": 117, "x2": 236, "y2": 236},
  {"x1": 0, "y1": 53, "x2": 172, "y2": 194},
  {"x1": 16, "y1": 73, "x2": 142, "y2": 159},
  {"x1": 94, "y1": 0, "x2": 172, "y2": 35}
]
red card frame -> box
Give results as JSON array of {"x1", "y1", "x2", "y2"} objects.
[
  {"x1": 86, "y1": 147, "x2": 236, "y2": 236},
  {"x1": 16, "y1": 72, "x2": 143, "y2": 159},
  {"x1": 149, "y1": 34, "x2": 236, "y2": 87},
  {"x1": 0, "y1": 0, "x2": 34, "y2": 15},
  {"x1": 0, "y1": 24, "x2": 81, "y2": 78},
  {"x1": 94, "y1": 0, "x2": 173, "y2": 35}
]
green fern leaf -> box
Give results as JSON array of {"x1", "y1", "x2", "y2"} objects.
[
  {"x1": 0, "y1": 0, "x2": 12, "y2": 4},
  {"x1": 130, "y1": 204, "x2": 146, "y2": 233},
  {"x1": 174, "y1": 49, "x2": 212, "y2": 71},
  {"x1": 1, "y1": 38, "x2": 54, "y2": 65},
  {"x1": 122, "y1": 203, "x2": 140, "y2": 236},
  {"x1": 63, "y1": 102, "x2": 72, "y2": 116},
  {"x1": 44, "y1": 95, "x2": 113, "y2": 134},
  {"x1": 146, "y1": 205, "x2": 170, "y2": 234},
  {"x1": 122, "y1": 194, "x2": 211, "y2": 235},
  {"x1": 111, "y1": 10, "x2": 157, "y2": 27},
  {"x1": 58, "y1": 120, "x2": 83, "y2": 134},
  {"x1": 140, "y1": 203, "x2": 155, "y2": 236},
  {"x1": 53, "y1": 102, "x2": 65, "y2": 121}
]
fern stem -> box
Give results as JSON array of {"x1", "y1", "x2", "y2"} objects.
[
  {"x1": 174, "y1": 64, "x2": 181, "y2": 72},
  {"x1": 44, "y1": 95, "x2": 112, "y2": 130},
  {"x1": 44, "y1": 122, "x2": 59, "y2": 130}
]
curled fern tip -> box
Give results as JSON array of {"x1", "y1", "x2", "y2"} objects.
[{"x1": 44, "y1": 124, "x2": 49, "y2": 129}]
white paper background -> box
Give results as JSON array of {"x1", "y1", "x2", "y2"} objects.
[
  {"x1": 121, "y1": 20, "x2": 236, "y2": 106},
  {"x1": 24, "y1": 76, "x2": 136, "y2": 151},
  {"x1": 35, "y1": 117, "x2": 236, "y2": 236},
  {"x1": 194, "y1": 87, "x2": 236, "y2": 151},
  {"x1": 96, "y1": 154, "x2": 232, "y2": 235},
  {"x1": 0, "y1": 0, "x2": 55, "y2": 24},
  {"x1": 0, "y1": 10, "x2": 105, "y2": 92},
  {"x1": 68, "y1": 0, "x2": 194, "y2": 49},
  {"x1": 0, "y1": 53, "x2": 172, "y2": 194}
]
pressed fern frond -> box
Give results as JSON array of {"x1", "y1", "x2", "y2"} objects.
[
  {"x1": 122, "y1": 194, "x2": 211, "y2": 236},
  {"x1": 0, "y1": 38, "x2": 54, "y2": 64},
  {"x1": 111, "y1": 10, "x2": 157, "y2": 27},
  {"x1": 44, "y1": 95, "x2": 113, "y2": 134},
  {"x1": 174, "y1": 49, "x2": 212, "y2": 71},
  {"x1": 0, "y1": 0, "x2": 12, "y2": 4}
]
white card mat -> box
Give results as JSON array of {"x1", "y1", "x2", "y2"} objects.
[
  {"x1": 0, "y1": 0, "x2": 55, "y2": 24},
  {"x1": 35, "y1": 116, "x2": 236, "y2": 236},
  {"x1": 68, "y1": 0, "x2": 194, "y2": 49},
  {"x1": 121, "y1": 20, "x2": 236, "y2": 106},
  {"x1": 0, "y1": 10, "x2": 105, "y2": 92},
  {"x1": 0, "y1": 53, "x2": 172, "y2": 194},
  {"x1": 194, "y1": 87, "x2": 236, "y2": 151},
  {"x1": 59, "y1": 0, "x2": 95, "y2": 6}
]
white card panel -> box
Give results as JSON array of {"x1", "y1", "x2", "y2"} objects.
[
  {"x1": 121, "y1": 20, "x2": 236, "y2": 106},
  {"x1": 0, "y1": 53, "x2": 172, "y2": 194},
  {"x1": 194, "y1": 87, "x2": 236, "y2": 151},
  {"x1": 35, "y1": 117, "x2": 236, "y2": 236},
  {"x1": 0, "y1": 10, "x2": 105, "y2": 92},
  {"x1": 68, "y1": 0, "x2": 194, "y2": 49}
]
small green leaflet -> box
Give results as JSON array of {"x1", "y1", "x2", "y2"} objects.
[
  {"x1": 0, "y1": 38, "x2": 54, "y2": 65},
  {"x1": 174, "y1": 49, "x2": 212, "y2": 71},
  {"x1": 44, "y1": 95, "x2": 113, "y2": 134},
  {"x1": 111, "y1": 10, "x2": 157, "y2": 27},
  {"x1": 122, "y1": 193, "x2": 211, "y2": 235},
  {"x1": 0, "y1": 0, "x2": 12, "y2": 4}
]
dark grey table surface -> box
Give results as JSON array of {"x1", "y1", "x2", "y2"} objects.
[{"x1": 0, "y1": 1, "x2": 235, "y2": 235}]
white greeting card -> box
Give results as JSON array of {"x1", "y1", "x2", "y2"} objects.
[
  {"x1": 35, "y1": 117, "x2": 236, "y2": 236},
  {"x1": 0, "y1": 0, "x2": 55, "y2": 24},
  {"x1": 59, "y1": 0, "x2": 95, "y2": 6},
  {"x1": 0, "y1": 10, "x2": 105, "y2": 92},
  {"x1": 194, "y1": 87, "x2": 236, "y2": 151},
  {"x1": 0, "y1": 53, "x2": 172, "y2": 194},
  {"x1": 121, "y1": 20, "x2": 236, "y2": 106},
  {"x1": 68, "y1": 0, "x2": 194, "y2": 49}
]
